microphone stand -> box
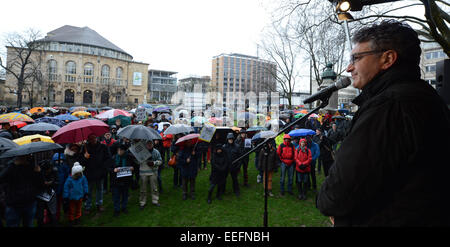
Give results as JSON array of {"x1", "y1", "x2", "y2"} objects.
[{"x1": 232, "y1": 94, "x2": 332, "y2": 227}]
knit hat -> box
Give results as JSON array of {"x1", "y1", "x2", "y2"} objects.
[{"x1": 72, "y1": 162, "x2": 84, "y2": 176}]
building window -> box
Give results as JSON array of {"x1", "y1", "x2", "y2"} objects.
[
  {"x1": 101, "y1": 91, "x2": 109, "y2": 105},
  {"x1": 64, "y1": 89, "x2": 74, "y2": 103},
  {"x1": 134, "y1": 98, "x2": 138, "y2": 104},
  {"x1": 425, "y1": 65, "x2": 436, "y2": 72},
  {"x1": 101, "y1": 65, "x2": 110, "y2": 84},
  {"x1": 116, "y1": 92, "x2": 122, "y2": 103},
  {"x1": 83, "y1": 63, "x2": 94, "y2": 83},
  {"x1": 65, "y1": 61, "x2": 76, "y2": 82},
  {"x1": 48, "y1": 60, "x2": 57, "y2": 81},
  {"x1": 83, "y1": 90, "x2": 93, "y2": 104},
  {"x1": 116, "y1": 67, "x2": 123, "y2": 85}
]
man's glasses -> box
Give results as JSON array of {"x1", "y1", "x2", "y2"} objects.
[{"x1": 350, "y1": 50, "x2": 386, "y2": 65}]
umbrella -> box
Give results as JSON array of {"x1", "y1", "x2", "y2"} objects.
[
  {"x1": 0, "y1": 141, "x2": 63, "y2": 159},
  {"x1": 281, "y1": 110, "x2": 294, "y2": 114},
  {"x1": 117, "y1": 125, "x2": 162, "y2": 140},
  {"x1": 191, "y1": 116, "x2": 207, "y2": 124},
  {"x1": 158, "y1": 122, "x2": 171, "y2": 132},
  {"x1": 208, "y1": 117, "x2": 221, "y2": 124},
  {"x1": 69, "y1": 106, "x2": 86, "y2": 112},
  {"x1": 299, "y1": 109, "x2": 308, "y2": 114},
  {"x1": 13, "y1": 134, "x2": 54, "y2": 145},
  {"x1": 35, "y1": 117, "x2": 66, "y2": 127},
  {"x1": 52, "y1": 119, "x2": 110, "y2": 144},
  {"x1": 279, "y1": 114, "x2": 290, "y2": 119},
  {"x1": 100, "y1": 106, "x2": 113, "y2": 111},
  {"x1": 246, "y1": 126, "x2": 268, "y2": 132},
  {"x1": 72, "y1": 111, "x2": 91, "y2": 118},
  {"x1": 0, "y1": 113, "x2": 35, "y2": 123},
  {"x1": 55, "y1": 114, "x2": 79, "y2": 121},
  {"x1": 265, "y1": 119, "x2": 286, "y2": 129},
  {"x1": 43, "y1": 107, "x2": 58, "y2": 114},
  {"x1": 153, "y1": 106, "x2": 170, "y2": 112},
  {"x1": 0, "y1": 137, "x2": 19, "y2": 151},
  {"x1": 10, "y1": 121, "x2": 28, "y2": 129},
  {"x1": 252, "y1": 130, "x2": 277, "y2": 141},
  {"x1": 107, "y1": 115, "x2": 132, "y2": 127},
  {"x1": 164, "y1": 124, "x2": 193, "y2": 135},
  {"x1": 95, "y1": 109, "x2": 132, "y2": 119},
  {"x1": 332, "y1": 115, "x2": 346, "y2": 120},
  {"x1": 308, "y1": 113, "x2": 319, "y2": 118},
  {"x1": 294, "y1": 113, "x2": 305, "y2": 118},
  {"x1": 21, "y1": 123, "x2": 61, "y2": 132},
  {"x1": 288, "y1": 128, "x2": 316, "y2": 137},
  {"x1": 175, "y1": 133, "x2": 200, "y2": 146},
  {"x1": 138, "y1": 103, "x2": 153, "y2": 109},
  {"x1": 29, "y1": 107, "x2": 45, "y2": 115}
]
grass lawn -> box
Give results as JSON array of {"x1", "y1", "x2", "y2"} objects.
[{"x1": 71, "y1": 153, "x2": 331, "y2": 227}]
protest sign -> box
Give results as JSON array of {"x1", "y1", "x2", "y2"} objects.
[
  {"x1": 116, "y1": 167, "x2": 133, "y2": 178},
  {"x1": 129, "y1": 141, "x2": 151, "y2": 163},
  {"x1": 199, "y1": 123, "x2": 216, "y2": 143},
  {"x1": 136, "y1": 107, "x2": 147, "y2": 122},
  {"x1": 245, "y1": 138, "x2": 252, "y2": 148}
]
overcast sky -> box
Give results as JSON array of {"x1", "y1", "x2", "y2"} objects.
[{"x1": 1, "y1": 0, "x2": 427, "y2": 93}]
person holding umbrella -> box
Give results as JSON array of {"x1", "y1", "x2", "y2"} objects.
[
  {"x1": 137, "y1": 140, "x2": 162, "y2": 209},
  {"x1": 177, "y1": 135, "x2": 200, "y2": 200},
  {"x1": 80, "y1": 134, "x2": 111, "y2": 214},
  {"x1": 0, "y1": 155, "x2": 44, "y2": 227}
]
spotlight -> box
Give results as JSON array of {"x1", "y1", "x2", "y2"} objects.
[{"x1": 338, "y1": 0, "x2": 351, "y2": 12}]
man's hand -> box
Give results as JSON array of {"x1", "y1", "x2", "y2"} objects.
[
  {"x1": 34, "y1": 165, "x2": 41, "y2": 173},
  {"x1": 330, "y1": 217, "x2": 335, "y2": 225},
  {"x1": 84, "y1": 152, "x2": 90, "y2": 159},
  {"x1": 114, "y1": 168, "x2": 119, "y2": 173},
  {"x1": 186, "y1": 158, "x2": 191, "y2": 163}
]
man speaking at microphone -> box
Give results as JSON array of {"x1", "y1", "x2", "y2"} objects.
[{"x1": 316, "y1": 20, "x2": 450, "y2": 226}]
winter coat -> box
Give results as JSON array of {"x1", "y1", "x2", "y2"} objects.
[
  {"x1": 210, "y1": 151, "x2": 228, "y2": 185},
  {"x1": 63, "y1": 175, "x2": 88, "y2": 201},
  {"x1": 64, "y1": 148, "x2": 82, "y2": 170},
  {"x1": 137, "y1": 148, "x2": 162, "y2": 175},
  {"x1": 109, "y1": 152, "x2": 137, "y2": 186},
  {"x1": 308, "y1": 141, "x2": 320, "y2": 161},
  {"x1": 235, "y1": 136, "x2": 250, "y2": 164},
  {"x1": 222, "y1": 142, "x2": 241, "y2": 172},
  {"x1": 161, "y1": 132, "x2": 173, "y2": 148},
  {"x1": 177, "y1": 147, "x2": 199, "y2": 178},
  {"x1": 80, "y1": 143, "x2": 112, "y2": 182},
  {"x1": 316, "y1": 64, "x2": 450, "y2": 226},
  {"x1": 295, "y1": 147, "x2": 311, "y2": 173},
  {"x1": 276, "y1": 141, "x2": 296, "y2": 166},
  {"x1": 52, "y1": 153, "x2": 70, "y2": 196},
  {"x1": 258, "y1": 146, "x2": 278, "y2": 172},
  {"x1": 327, "y1": 129, "x2": 342, "y2": 143},
  {"x1": 0, "y1": 160, "x2": 44, "y2": 207},
  {"x1": 318, "y1": 136, "x2": 335, "y2": 162}
]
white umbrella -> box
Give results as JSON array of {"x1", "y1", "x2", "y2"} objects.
[
  {"x1": 158, "y1": 122, "x2": 171, "y2": 132},
  {"x1": 164, "y1": 124, "x2": 193, "y2": 135}
]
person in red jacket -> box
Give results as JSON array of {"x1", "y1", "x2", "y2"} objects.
[
  {"x1": 160, "y1": 124, "x2": 173, "y2": 168},
  {"x1": 277, "y1": 134, "x2": 296, "y2": 196},
  {"x1": 295, "y1": 138, "x2": 312, "y2": 200}
]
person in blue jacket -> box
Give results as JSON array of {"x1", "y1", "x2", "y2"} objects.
[
  {"x1": 63, "y1": 162, "x2": 88, "y2": 226},
  {"x1": 306, "y1": 135, "x2": 320, "y2": 192},
  {"x1": 51, "y1": 152, "x2": 70, "y2": 221}
]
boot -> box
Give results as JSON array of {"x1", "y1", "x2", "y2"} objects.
[
  {"x1": 302, "y1": 183, "x2": 307, "y2": 200},
  {"x1": 297, "y1": 183, "x2": 303, "y2": 200}
]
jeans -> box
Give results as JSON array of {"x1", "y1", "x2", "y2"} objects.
[
  {"x1": 296, "y1": 172, "x2": 309, "y2": 184},
  {"x1": 112, "y1": 185, "x2": 129, "y2": 212},
  {"x1": 5, "y1": 201, "x2": 37, "y2": 227},
  {"x1": 280, "y1": 162, "x2": 295, "y2": 193},
  {"x1": 85, "y1": 179, "x2": 104, "y2": 210}
]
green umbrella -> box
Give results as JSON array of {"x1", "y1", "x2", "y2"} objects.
[
  {"x1": 294, "y1": 113, "x2": 305, "y2": 119},
  {"x1": 108, "y1": 115, "x2": 131, "y2": 127}
]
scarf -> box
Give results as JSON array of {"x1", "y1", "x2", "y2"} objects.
[{"x1": 115, "y1": 153, "x2": 127, "y2": 167}]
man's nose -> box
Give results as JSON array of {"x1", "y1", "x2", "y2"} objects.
[{"x1": 346, "y1": 63, "x2": 354, "y2": 73}]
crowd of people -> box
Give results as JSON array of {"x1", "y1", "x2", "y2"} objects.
[{"x1": 0, "y1": 106, "x2": 350, "y2": 227}]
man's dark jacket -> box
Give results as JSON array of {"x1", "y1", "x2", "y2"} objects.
[
  {"x1": 316, "y1": 63, "x2": 450, "y2": 226},
  {"x1": 81, "y1": 142, "x2": 112, "y2": 182}
]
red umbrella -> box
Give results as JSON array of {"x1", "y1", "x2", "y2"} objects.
[
  {"x1": 52, "y1": 119, "x2": 109, "y2": 144},
  {"x1": 10, "y1": 121, "x2": 28, "y2": 128},
  {"x1": 175, "y1": 133, "x2": 200, "y2": 146}
]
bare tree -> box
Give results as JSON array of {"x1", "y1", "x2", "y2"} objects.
[
  {"x1": 0, "y1": 29, "x2": 43, "y2": 108},
  {"x1": 259, "y1": 22, "x2": 301, "y2": 109}
]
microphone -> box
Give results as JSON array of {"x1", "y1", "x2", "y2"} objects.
[{"x1": 303, "y1": 77, "x2": 352, "y2": 104}]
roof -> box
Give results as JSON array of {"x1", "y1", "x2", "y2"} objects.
[{"x1": 38, "y1": 25, "x2": 131, "y2": 57}]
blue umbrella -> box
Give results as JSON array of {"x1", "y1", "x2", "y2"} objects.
[
  {"x1": 138, "y1": 103, "x2": 153, "y2": 109},
  {"x1": 288, "y1": 128, "x2": 316, "y2": 137},
  {"x1": 55, "y1": 114, "x2": 79, "y2": 121},
  {"x1": 35, "y1": 117, "x2": 66, "y2": 127},
  {"x1": 153, "y1": 107, "x2": 170, "y2": 113}
]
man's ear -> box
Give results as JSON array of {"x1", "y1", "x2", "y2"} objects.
[{"x1": 381, "y1": 50, "x2": 398, "y2": 70}]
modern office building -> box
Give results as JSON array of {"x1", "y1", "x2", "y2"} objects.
[
  {"x1": 148, "y1": 69, "x2": 177, "y2": 104},
  {"x1": 420, "y1": 42, "x2": 448, "y2": 87},
  {"x1": 2, "y1": 25, "x2": 149, "y2": 107},
  {"x1": 211, "y1": 53, "x2": 277, "y2": 110}
]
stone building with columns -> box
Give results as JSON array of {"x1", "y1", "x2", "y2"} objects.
[{"x1": 2, "y1": 25, "x2": 148, "y2": 107}]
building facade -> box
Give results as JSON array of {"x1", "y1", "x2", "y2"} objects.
[
  {"x1": 420, "y1": 42, "x2": 448, "y2": 87},
  {"x1": 211, "y1": 53, "x2": 277, "y2": 110},
  {"x1": 148, "y1": 69, "x2": 177, "y2": 104},
  {"x1": 3, "y1": 25, "x2": 148, "y2": 107}
]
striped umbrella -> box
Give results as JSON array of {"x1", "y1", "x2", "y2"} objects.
[{"x1": 0, "y1": 113, "x2": 35, "y2": 123}]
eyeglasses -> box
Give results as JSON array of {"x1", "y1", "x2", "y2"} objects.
[{"x1": 350, "y1": 50, "x2": 386, "y2": 65}]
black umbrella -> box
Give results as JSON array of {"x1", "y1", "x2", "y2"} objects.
[
  {"x1": 117, "y1": 125, "x2": 162, "y2": 141},
  {"x1": 0, "y1": 141, "x2": 63, "y2": 158},
  {"x1": 21, "y1": 122, "x2": 61, "y2": 132},
  {"x1": 0, "y1": 137, "x2": 19, "y2": 151}
]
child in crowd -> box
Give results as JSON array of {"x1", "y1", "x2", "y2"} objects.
[{"x1": 63, "y1": 162, "x2": 88, "y2": 226}]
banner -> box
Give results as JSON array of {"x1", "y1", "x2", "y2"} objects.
[
  {"x1": 116, "y1": 167, "x2": 133, "y2": 178},
  {"x1": 199, "y1": 123, "x2": 216, "y2": 143},
  {"x1": 135, "y1": 107, "x2": 147, "y2": 122},
  {"x1": 129, "y1": 141, "x2": 151, "y2": 163}
]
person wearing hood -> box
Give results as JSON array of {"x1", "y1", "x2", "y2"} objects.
[
  {"x1": 177, "y1": 139, "x2": 200, "y2": 200},
  {"x1": 110, "y1": 125, "x2": 118, "y2": 140},
  {"x1": 258, "y1": 140, "x2": 277, "y2": 197},
  {"x1": 223, "y1": 132, "x2": 241, "y2": 197},
  {"x1": 306, "y1": 136, "x2": 320, "y2": 192},
  {"x1": 207, "y1": 144, "x2": 229, "y2": 203},
  {"x1": 277, "y1": 134, "x2": 296, "y2": 196},
  {"x1": 295, "y1": 138, "x2": 312, "y2": 200},
  {"x1": 234, "y1": 129, "x2": 251, "y2": 187}
]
